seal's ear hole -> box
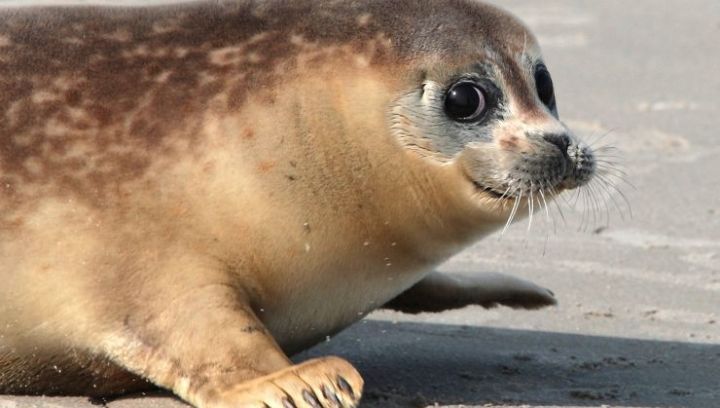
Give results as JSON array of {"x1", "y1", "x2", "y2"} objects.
[
  {"x1": 444, "y1": 82, "x2": 487, "y2": 122},
  {"x1": 534, "y1": 64, "x2": 556, "y2": 111}
]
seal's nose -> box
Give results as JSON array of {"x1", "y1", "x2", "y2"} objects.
[{"x1": 543, "y1": 133, "x2": 570, "y2": 153}]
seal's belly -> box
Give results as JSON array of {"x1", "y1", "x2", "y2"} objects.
[{"x1": 260, "y1": 261, "x2": 429, "y2": 354}]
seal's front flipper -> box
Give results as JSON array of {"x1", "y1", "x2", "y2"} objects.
[
  {"x1": 206, "y1": 356, "x2": 363, "y2": 408},
  {"x1": 101, "y1": 280, "x2": 363, "y2": 408},
  {"x1": 383, "y1": 271, "x2": 556, "y2": 314}
]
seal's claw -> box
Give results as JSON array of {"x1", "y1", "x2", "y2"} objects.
[
  {"x1": 294, "y1": 357, "x2": 363, "y2": 407},
  {"x1": 204, "y1": 357, "x2": 363, "y2": 408}
]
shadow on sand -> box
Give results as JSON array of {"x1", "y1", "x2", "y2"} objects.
[
  {"x1": 15, "y1": 320, "x2": 716, "y2": 408},
  {"x1": 296, "y1": 320, "x2": 720, "y2": 407}
]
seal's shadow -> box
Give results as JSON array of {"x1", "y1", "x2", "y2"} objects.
[{"x1": 297, "y1": 320, "x2": 720, "y2": 408}]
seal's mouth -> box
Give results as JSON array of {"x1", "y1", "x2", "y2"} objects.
[
  {"x1": 464, "y1": 142, "x2": 597, "y2": 203},
  {"x1": 462, "y1": 139, "x2": 630, "y2": 235},
  {"x1": 471, "y1": 180, "x2": 513, "y2": 199},
  {"x1": 464, "y1": 163, "x2": 577, "y2": 204}
]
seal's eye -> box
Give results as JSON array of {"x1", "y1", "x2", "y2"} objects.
[
  {"x1": 534, "y1": 65, "x2": 556, "y2": 110},
  {"x1": 444, "y1": 82, "x2": 487, "y2": 122}
]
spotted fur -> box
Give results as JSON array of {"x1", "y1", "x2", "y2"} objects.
[{"x1": 0, "y1": 1, "x2": 596, "y2": 405}]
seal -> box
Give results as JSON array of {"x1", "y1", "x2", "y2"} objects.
[{"x1": 0, "y1": 0, "x2": 597, "y2": 406}]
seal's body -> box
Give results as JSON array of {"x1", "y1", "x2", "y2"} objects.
[{"x1": 0, "y1": 1, "x2": 595, "y2": 406}]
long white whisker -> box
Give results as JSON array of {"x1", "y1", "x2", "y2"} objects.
[
  {"x1": 587, "y1": 181, "x2": 609, "y2": 227},
  {"x1": 592, "y1": 182, "x2": 606, "y2": 227},
  {"x1": 596, "y1": 160, "x2": 625, "y2": 169},
  {"x1": 595, "y1": 173, "x2": 633, "y2": 218},
  {"x1": 587, "y1": 129, "x2": 619, "y2": 148},
  {"x1": 596, "y1": 164, "x2": 631, "y2": 180},
  {"x1": 488, "y1": 185, "x2": 512, "y2": 212},
  {"x1": 593, "y1": 150, "x2": 623, "y2": 157},
  {"x1": 582, "y1": 185, "x2": 594, "y2": 230},
  {"x1": 590, "y1": 179, "x2": 613, "y2": 226},
  {"x1": 597, "y1": 169, "x2": 636, "y2": 191},
  {"x1": 594, "y1": 145, "x2": 621, "y2": 152},
  {"x1": 580, "y1": 187, "x2": 591, "y2": 231},
  {"x1": 586, "y1": 186, "x2": 597, "y2": 231},
  {"x1": 596, "y1": 162, "x2": 625, "y2": 171},
  {"x1": 538, "y1": 186, "x2": 554, "y2": 235},
  {"x1": 537, "y1": 186, "x2": 551, "y2": 255},
  {"x1": 547, "y1": 185, "x2": 568, "y2": 227},
  {"x1": 527, "y1": 185, "x2": 535, "y2": 232},
  {"x1": 498, "y1": 183, "x2": 513, "y2": 202},
  {"x1": 588, "y1": 182, "x2": 603, "y2": 228},
  {"x1": 599, "y1": 183, "x2": 626, "y2": 221},
  {"x1": 502, "y1": 190, "x2": 523, "y2": 236}
]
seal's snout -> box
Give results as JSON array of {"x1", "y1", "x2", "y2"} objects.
[
  {"x1": 542, "y1": 132, "x2": 595, "y2": 190},
  {"x1": 561, "y1": 142, "x2": 596, "y2": 190},
  {"x1": 542, "y1": 133, "x2": 571, "y2": 154}
]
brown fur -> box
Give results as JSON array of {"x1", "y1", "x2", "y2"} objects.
[{"x1": 0, "y1": 1, "x2": 567, "y2": 406}]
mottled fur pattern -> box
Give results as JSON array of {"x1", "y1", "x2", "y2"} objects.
[{"x1": 1, "y1": 1, "x2": 588, "y2": 406}]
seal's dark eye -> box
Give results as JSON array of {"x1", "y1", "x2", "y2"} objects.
[
  {"x1": 534, "y1": 65, "x2": 556, "y2": 110},
  {"x1": 444, "y1": 82, "x2": 487, "y2": 122}
]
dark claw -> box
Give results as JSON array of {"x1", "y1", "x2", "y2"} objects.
[
  {"x1": 336, "y1": 375, "x2": 354, "y2": 398},
  {"x1": 282, "y1": 396, "x2": 296, "y2": 408},
  {"x1": 322, "y1": 384, "x2": 341, "y2": 405},
  {"x1": 302, "y1": 389, "x2": 322, "y2": 408}
]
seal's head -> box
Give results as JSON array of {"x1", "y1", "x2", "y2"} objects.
[{"x1": 388, "y1": 2, "x2": 595, "y2": 221}]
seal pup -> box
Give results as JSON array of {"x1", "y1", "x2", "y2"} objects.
[{"x1": 0, "y1": 0, "x2": 596, "y2": 406}]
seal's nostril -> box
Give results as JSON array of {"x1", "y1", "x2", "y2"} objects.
[{"x1": 543, "y1": 133, "x2": 570, "y2": 153}]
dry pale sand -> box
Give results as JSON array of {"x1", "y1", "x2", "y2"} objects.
[{"x1": 1, "y1": 0, "x2": 719, "y2": 407}]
